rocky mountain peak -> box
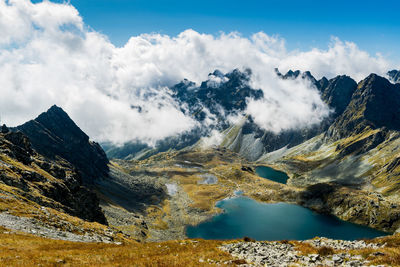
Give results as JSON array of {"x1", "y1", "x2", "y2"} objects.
[
  {"x1": 275, "y1": 68, "x2": 318, "y2": 85},
  {"x1": 317, "y1": 77, "x2": 329, "y2": 91},
  {"x1": 358, "y1": 74, "x2": 400, "y2": 129},
  {"x1": 17, "y1": 105, "x2": 109, "y2": 184},
  {"x1": 1, "y1": 124, "x2": 9, "y2": 134},
  {"x1": 211, "y1": 69, "x2": 224, "y2": 78},
  {"x1": 36, "y1": 105, "x2": 90, "y2": 143},
  {"x1": 173, "y1": 69, "x2": 263, "y2": 121},
  {"x1": 328, "y1": 74, "x2": 400, "y2": 139},
  {"x1": 320, "y1": 75, "x2": 357, "y2": 116},
  {"x1": 387, "y1": 69, "x2": 400, "y2": 83}
]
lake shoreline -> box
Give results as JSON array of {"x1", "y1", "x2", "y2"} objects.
[{"x1": 186, "y1": 196, "x2": 388, "y2": 241}]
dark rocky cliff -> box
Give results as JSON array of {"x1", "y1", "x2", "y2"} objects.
[
  {"x1": 17, "y1": 105, "x2": 109, "y2": 184},
  {"x1": 0, "y1": 129, "x2": 107, "y2": 224},
  {"x1": 328, "y1": 74, "x2": 400, "y2": 139}
]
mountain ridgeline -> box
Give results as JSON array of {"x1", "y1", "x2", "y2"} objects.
[
  {"x1": 0, "y1": 106, "x2": 111, "y2": 224},
  {"x1": 17, "y1": 105, "x2": 109, "y2": 184},
  {"x1": 327, "y1": 73, "x2": 400, "y2": 140},
  {"x1": 104, "y1": 67, "x2": 361, "y2": 161},
  {"x1": 104, "y1": 67, "x2": 400, "y2": 174},
  {"x1": 104, "y1": 68, "x2": 264, "y2": 160}
]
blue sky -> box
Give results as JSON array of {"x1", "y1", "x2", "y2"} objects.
[{"x1": 39, "y1": 0, "x2": 400, "y2": 61}]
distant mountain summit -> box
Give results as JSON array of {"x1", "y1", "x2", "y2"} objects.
[
  {"x1": 328, "y1": 74, "x2": 400, "y2": 139},
  {"x1": 17, "y1": 105, "x2": 109, "y2": 184},
  {"x1": 104, "y1": 68, "x2": 400, "y2": 163},
  {"x1": 105, "y1": 69, "x2": 264, "y2": 160},
  {"x1": 317, "y1": 75, "x2": 357, "y2": 117},
  {"x1": 172, "y1": 68, "x2": 263, "y2": 124},
  {"x1": 387, "y1": 70, "x2": 400, "y2": 83}
]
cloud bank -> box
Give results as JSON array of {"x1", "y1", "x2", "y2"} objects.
[{"x1": 0, "y1": 0, "x2": 395, "y2": 144}]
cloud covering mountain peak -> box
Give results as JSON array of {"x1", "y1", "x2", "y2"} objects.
[{"x1": 0, "y1": 0, "x2": 395, "y2": 144}]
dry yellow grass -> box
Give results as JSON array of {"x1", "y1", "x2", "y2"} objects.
[
  {"x1": 182, "y1": 183, "x2": 228, "y2": 211},
  {"x1": 0, "y1": 227, "x2": 236, "y2": 267}
]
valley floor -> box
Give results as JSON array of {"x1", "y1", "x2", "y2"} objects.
[{"x1": 93, "y1": 148, "x2": 400, "y2": 242}]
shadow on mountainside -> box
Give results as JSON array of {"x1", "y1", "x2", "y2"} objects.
[{"x1": 95, "y1": 166, "x2": 167, "y2": 214}]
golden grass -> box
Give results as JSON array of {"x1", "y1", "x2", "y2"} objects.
[
  {"x1": 182, "y1": 184, "x2": 228, "y2": 212},
  {"x1": 0, "y1": 228, "x2": 236, "y2": 267},
  {"x1": 291, "y1": 241, "x2": 319, "y2": 255},
  {"x1": 146, "y1": 203, "x2": 170, "y2": 230}
]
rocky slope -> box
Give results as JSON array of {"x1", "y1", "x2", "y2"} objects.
[
  {"x1": 17, "y1": 105, "x2": 109, "y2": 184},
  {"x1": 221, "y1": 238, "x2": 384, "y2": 267},
  {"x1": 0, "y1": 128, "x2": 106, "y2": 224}
]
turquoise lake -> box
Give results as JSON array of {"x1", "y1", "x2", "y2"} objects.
[
  {"x1": 186, "y1": 197, "x2": 387, "y2": 241},
  {"x1": 255, "y1": 166, "x2": 289, "y2": 184}
]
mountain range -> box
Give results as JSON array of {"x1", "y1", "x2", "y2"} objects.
[{"x1": 1, "y1": 68, "x2": 400, "y2": 265}]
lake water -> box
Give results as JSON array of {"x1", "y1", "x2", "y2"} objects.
[
  {"x1": 255, "y1": 166, "x2": 289, "y2": 184},
  {"x1": 186, "y1": 197, "x2": 387, "y2": 241}
]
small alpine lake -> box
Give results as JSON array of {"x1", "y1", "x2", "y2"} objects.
[
  {"x1": 255, "y1": 166, "x2": 289, "y2": 184},
  {"x1": 186, "y1": 196, "x2": 387, "y2": 241}
]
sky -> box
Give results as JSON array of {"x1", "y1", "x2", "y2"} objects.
[
  {"x1": 35, "y1": 0, "x2": 400, "y2": 61},
  {"x1": 0, "y1": 0, "x2": 399, "y2": 145}
]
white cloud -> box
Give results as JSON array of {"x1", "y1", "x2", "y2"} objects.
[
  {"x1": 246, "y1": 78, "x2": 331, "y2": 133},
  {"x1": 278, "y1": 37, "x2": 392, "y2": 82},
  {"x1": 199, "y1": 130, "x2": 224, "y2": 149},
  {"x1": 0, "y1": 0, "x2": 396, "y2": 145}
]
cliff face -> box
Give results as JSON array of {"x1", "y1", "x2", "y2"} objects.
[
  {"x1": 328, "y1": 74, "x2": 400, "y2": 139},
  {"x1": 0, "y1": 129, "x2": 107, "y2": 224},
  {"x1": 17, "y1": 105, "x2": 109, "y2": 184}
]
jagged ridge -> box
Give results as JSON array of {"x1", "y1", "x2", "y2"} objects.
[{"x1": 17, "y1": 105, "x2": 109, "y2": 184}]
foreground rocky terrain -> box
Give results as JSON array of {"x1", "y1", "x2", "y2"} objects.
[
  {"x1": 221, "y1": 238, "x2": 384, "y2": 267},
  {"x1": 1, "y1": 227, "x2": 400, "y2": 266}
]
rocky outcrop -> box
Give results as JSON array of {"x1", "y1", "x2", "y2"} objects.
[
  {"x1": 0, "y1": 131, "x2": 107, "y2": 224},
  {"x1": 17, "y1": 105, "x2": 109, "y2": 184},
  {"x1": 299, "y1": 183, "x2": 400, "y2": 232},
  {"x1": 220, "y1": 239, "x2": 381, "y2": 266}
]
